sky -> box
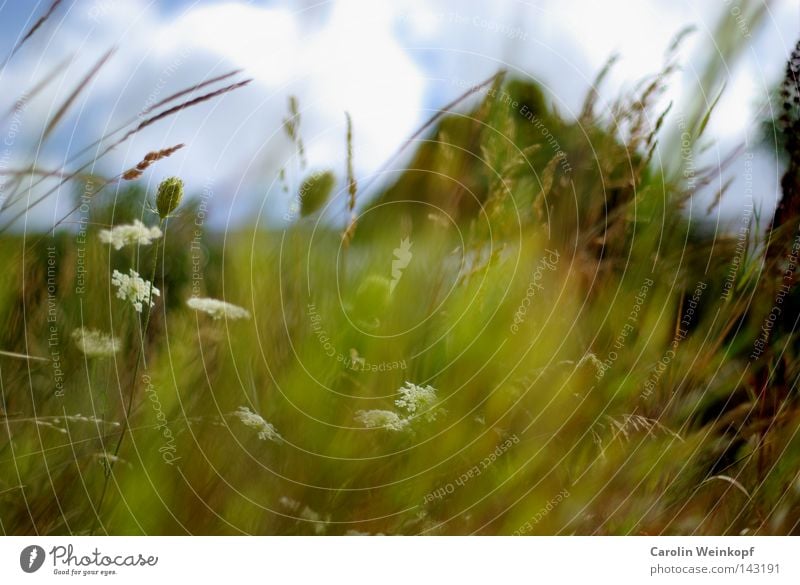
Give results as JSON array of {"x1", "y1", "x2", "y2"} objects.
[{"x1": 0, "y1": 0, "x2": 797, "y2": 231}]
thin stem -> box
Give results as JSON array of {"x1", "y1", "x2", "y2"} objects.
[{"x1": 91, "y1": 218, "x2": 165, "y2": 534}]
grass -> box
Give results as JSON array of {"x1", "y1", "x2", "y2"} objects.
[{"x1": 1, "y1": 9, "x2": 799, "y2": 536}]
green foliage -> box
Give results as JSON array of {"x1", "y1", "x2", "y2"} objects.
[
  {"x1": 2, "y1": 33, "x2": 800, "y2": 536},
  {"x1": 299, "y1": 170, "x2": 335, "y2": 217}
]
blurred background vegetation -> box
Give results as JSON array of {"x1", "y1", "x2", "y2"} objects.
[{"x1": 1, "y1": 1, "x2": 800, "y2": 535}]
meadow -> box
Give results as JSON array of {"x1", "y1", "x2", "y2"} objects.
[{"x1": 1, "y1": 14, "x2": 800, "y2": 536}]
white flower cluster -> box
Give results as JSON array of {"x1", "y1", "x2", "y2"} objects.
[
  {"x1": 111, "y1": 269, "x2": 160, "y2": 313},
  {"x1": 354, "y1": 382, "x2": 442, "y2": 431},
  {"x1": 99, "y1": 220, "x2": 162, "y2": 250},
  {"x1": 279, "y1": 496, "x2": 300, "y2": 511},
  {"x1": 186, "y1": 297, "x2": 251, "y2": 320},
  {"x1": 395, "y1": 381, "x2": 440, "y2": 421},
  {"x1": 277, "y1": 497, "x2": 328, "y2": 534},
  {"x1": 71, "y1": 327, "x2": 120, "y2": 357},
  {"x1": 577, "y1": 352, "x2": 605, "y2": 378},
  {"x1": 233, "y1": 406, "x2": 282, "y2": 442},
  {"x1": 299, "y1": 506, "x2": 329, "y2": 535},
  {"x1": 354, "y1": 409, "x2": 409, "y2": 432}
]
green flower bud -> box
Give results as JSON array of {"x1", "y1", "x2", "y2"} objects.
[
  {"x1": 156, "y1": 177, "x2": 184, "y2": 219},
  {"x1": 299, "y1": 170, "x2": 335, "y2": 217}
]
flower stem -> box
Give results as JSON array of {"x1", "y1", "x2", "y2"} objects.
[{"x1": 91, "y1": 218, "x2": 165, "y2": 534}]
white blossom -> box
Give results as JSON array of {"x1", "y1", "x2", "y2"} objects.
[
  {"x1": 279, "y1": 496, "x2": 300, "y2": 511},
  {"x1": 354, "y1": 409, "x2": 408, "y2": 431},
  {"x1": 299, "y1": 506, "x2": 329, "y2": 535},
  {"x1": 577, "y1": 352, "x2": 605, "y2": 377},
  {"x1": 395, "y1": 381, "x2": 439, "y2": 420},
  {"x1": 111, "y1": 269, "x2": 159, "y2": 313},
  {"x1": 233, "y1": 406, "x2": 282, "y2": 442},
  {"x1": 186, "y1": 297, "x2": 251, "y2": 320},
  {"x1": 99, "y1": 219, "x2": 162, "y2": 250},
  {"x1": 71, "y1": 328, "x2": 121, "y2": 357}
]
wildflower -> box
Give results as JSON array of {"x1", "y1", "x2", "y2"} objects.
[
  {"x1": 395, "y1": 381, "x2": 439, "y2": 420},
  {"x1": 233, "y1": 406, "x2": 282, "y2": 442},
  {"x1": 354, "y1": 409, "x2": 408, "y2": 431},
  {"x1": 299, "y1": 506, "x2": 321, "y2": 522},
  {"x1": 156, "y1": 176, "x2": 184, "y2": 219},
  {"x1": 300, "y1": 506, "x2": 330, "y2": 535},
  {"x1": 186, "y1": 297, "x2": 251, "y2": 320},
  {"x1": 111, "y1": 269, "x2": 160, "y2": 313},
  {"x1": 279, "y1": 496, "x2": 301, "y2": 511},
  {"x1": 71, "y1": 328, "x2": 121, "y2": 357},
  {"x1": 99, "y1": 219, "x2": 162, "y2": 250},
  {"x1": 577, "y1": 352, "x2": 605, "y2": 377},
  {"x1": 299, "y1": 506, "x2": 328, "y2": 535}
]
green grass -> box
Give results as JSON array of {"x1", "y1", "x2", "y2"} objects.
[{"x1": 2, "y1": 22, "x2": 800, "y2": 535}]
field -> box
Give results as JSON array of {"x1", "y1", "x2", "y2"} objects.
[{"x1": 1, "y1": 9, "x2": 800, "y2": 536}]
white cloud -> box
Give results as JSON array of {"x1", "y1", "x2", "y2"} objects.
[
  {"x1": 0, "y1": 0, "x2": 796, "y2": 229},
  {"x1": 0, "y1": 0, "x2": 427, "y2": 228}
]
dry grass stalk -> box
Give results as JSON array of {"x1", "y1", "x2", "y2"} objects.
[
  {"x1": 1, "y1": 77, "x2": 251, "y2": 235},
  {"x1": 43, "y1": 49, "x2": 117, "y2": 140},
  {"x1": 342, "y1": 112, "x2": 358, "y2": 245},
  {"x1": 121, "y1": 144, "x2": 185, "y2": 181},
  {"x1": 3, "y1": 0, "x2": 64, "y2": 65}
]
